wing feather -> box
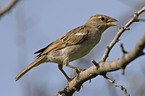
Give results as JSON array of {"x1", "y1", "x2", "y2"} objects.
[
  {"x1": 34, "y1": 25, "x2": 88, "y2": 57},
  {"x1": 60, "y1": 25, "x2": 88, "y2": 44}
]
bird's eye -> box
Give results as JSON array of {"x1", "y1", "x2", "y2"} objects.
[{"x1": 100, "y1": 17, "x2": 105, "y2": 21}]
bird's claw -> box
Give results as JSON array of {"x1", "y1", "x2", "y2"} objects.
[{"x1": 71, "y1": 68, "x2": 86, "y2": 78}]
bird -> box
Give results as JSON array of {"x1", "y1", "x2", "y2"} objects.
[{"x1": 15, "y1": 14, "x2": 117, "y2": 81}]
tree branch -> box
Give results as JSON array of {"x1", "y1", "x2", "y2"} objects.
[
  {"x1": 57, "y1": 6, "x2": 145, "y2": 96},
  {"x1": 101, "y1": 6, "x2": 145, "y2": 62},
  {"x1": 103, "y1": 75, "x2": 130, "y2": 96},
  {"x1": 58, "y1": 33, "x2": 145, "y2": 96},
  {"x1": 0, "y1": 0, "x2": 19, "y2": 17}
]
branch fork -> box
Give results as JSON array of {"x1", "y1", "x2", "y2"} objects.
[{"x1": 57, "y1": 6, "x2": 145, "y2": 96}]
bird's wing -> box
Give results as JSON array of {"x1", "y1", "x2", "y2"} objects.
[
  {"x1": 34, "y1": 25, "x2": 88, "y2": 57},
  {"x1": 34, "y1": 42, "x2": 53, "y2": 54},
  {"x1": 60, "y1": 25, "x2": 88, "y2": 44}
]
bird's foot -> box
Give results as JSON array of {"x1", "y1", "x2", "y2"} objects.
[{"x1": 71, "y1": 68, "x2": 85, "y2": 78}]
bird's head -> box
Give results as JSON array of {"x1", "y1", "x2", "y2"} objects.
[{"x1": 85, "y1": 15, "x2": 117, "y2": 31}]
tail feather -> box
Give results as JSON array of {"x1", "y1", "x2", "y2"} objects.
[{"x1": 15, "y1": 56, "x2": 45, "y2": 81}]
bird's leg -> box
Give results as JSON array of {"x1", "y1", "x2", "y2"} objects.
[
  {"x1": 63, "y1": 57, "x2": 82, "y2": 71},
  {"x1": 67, "y1": 65, "x2": 82, "y2": 71},
  {"x1": 58, "y1": 64, "x2": 70, "y2": 81},
  {"x1": 63, "y1": 57, "x2": 83, "y2": 78}
]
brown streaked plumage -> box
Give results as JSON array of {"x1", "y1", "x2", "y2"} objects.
[{"x1": 15, "y1": 15, "x2": 117, "y2": 81}]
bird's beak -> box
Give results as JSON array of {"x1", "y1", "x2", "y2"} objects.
[{"x1": 106, "y1": 18, "x2": 118, "y2": 26}]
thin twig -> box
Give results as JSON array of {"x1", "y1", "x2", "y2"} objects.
[
  {"x1": 121, "y1": 68, "x2": 125, "y2": 75},
  {"x1": 120, "y1": 43, "x2": 127, "y2": 75},
  {"x1": 120, "y1": 43, "x2": 128, "y2": 54},
  {"x1": 91, "y1": 59, "x2": 99, "y2": 69},
  {"x1": 101, "y1": 6, "x2": 145, "y2": 62},
  {"x1": 138, "y1": 18, "x2": 145, "y2": 21},
  {"x1": 103, "y1": 75, "x2": 130, "y2": 96},
  {"x1": 0, "y1": 0, "x2": 19, "y2": 17}
]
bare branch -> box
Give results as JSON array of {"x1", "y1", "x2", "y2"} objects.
[
  {"x1": 91, "y1": 59, "x2": 99, "y2": 69},
  {"x1": 101, "y1": 6, "x2": 145, "y2": 62},
  {"x1": 57, "y1": 6, "x2": 145, "y2": 95},
  {"x1": 103, "y1": 75, "x2": 130, "y2": 96},
  {"x1": 0, "y1": 0, "x2": 19, "y2": 17},
  {"x1": 138, "y1": 18, "x2": 145, "y2": 21},
  {"x1": 120, "y1": 43, "x2": 128, "y2": 54},
  {"x1": 58, "y1": 33, "x2": 145, "y2": 96},
  {"x1": 44, "y1": 6, "x2": 145, "y2": 96}
]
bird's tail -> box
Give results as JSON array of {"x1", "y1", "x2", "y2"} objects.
[{"x1": 15, "y1": 56, "x2": 45, "y2": 81}]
